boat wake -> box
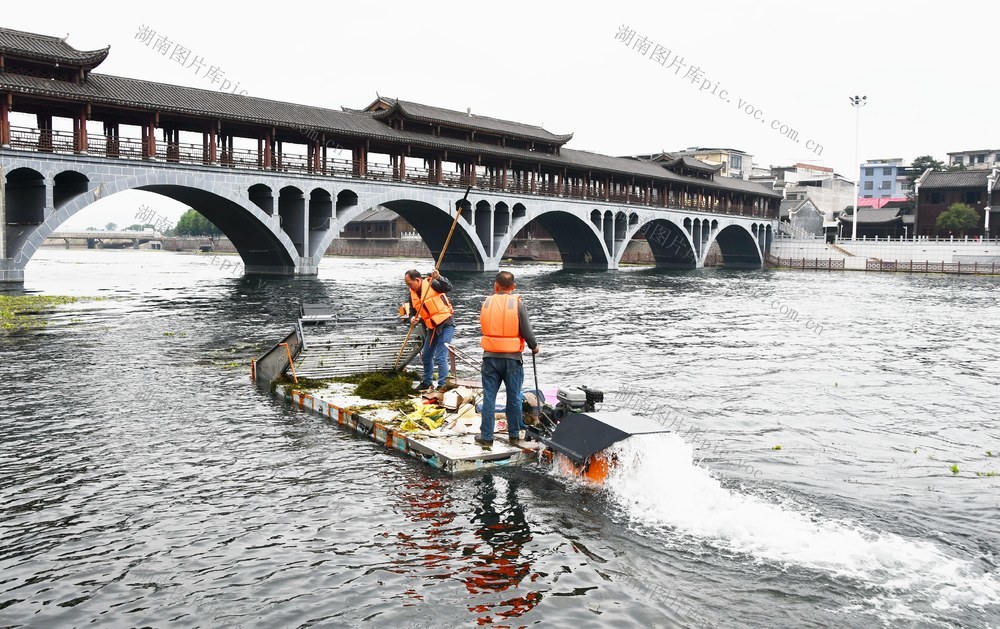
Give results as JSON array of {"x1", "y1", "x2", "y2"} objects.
[{"x1": 560, "y1": 433, "x2": 1000, "y2": 619}]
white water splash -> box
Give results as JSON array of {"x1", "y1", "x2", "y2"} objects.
[{"x1": 588, "y1": 433, "x2": 1000, "y2": 615}]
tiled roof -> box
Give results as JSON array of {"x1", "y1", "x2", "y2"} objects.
[
  {"x1": 839, "y1": 208, "x2": 901, "y2": 224},
  {"x1": 673, "y1": 147, "x2": 749, "y2": 157},
  {"x1": 921, "y1": 170, "x2": 996, "y2": 190},
  {"x1": 631, "y1": 153, "x2": 723, "y2": 172},
  {"x1": 366, "y1": 98, "x2": 572, "y2": 145},
  {"x1": 621, "y1": 152, "x2": 678, "y2": 162},
  {"x1": 946, "y1": 149, "x2": 999, "y2": 155},
  {"x1": 0, "y1": 71, "x2": 383, "y2": 134},
  {"x1": 346, "y1": 207, "x2": 399, "y2": 223},
  {"x1": 0, "y1": 27, "x2": 108, "y2": 66},
  {"x1": 0, "y1": 72, "x2": 778, "y2": 199},
  {"x1": 670, "y1": 155, "x2": 724, "y2": 172},
  {"x1": 553, "y1": 148, "x2": 779, "y2": 197}
]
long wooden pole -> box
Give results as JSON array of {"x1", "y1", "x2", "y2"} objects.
[{"x1": 394, "y1": 187, "x2": 471, "y2": 370}]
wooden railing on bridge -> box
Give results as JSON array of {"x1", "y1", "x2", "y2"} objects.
[{"x1": 5, "y1": 126, "x2": 775, "y2": 219}]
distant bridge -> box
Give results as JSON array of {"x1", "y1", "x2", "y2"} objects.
[
  {"x1": 51, "y1": 229, "x2": 162, "y2": 239},
  {"x1": 46, "y1": 229, "x2": 164, "y2": 249}
]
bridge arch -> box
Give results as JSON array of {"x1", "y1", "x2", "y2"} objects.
[
  {"x1": 336, "y1": 189, "x2": 358, "y2": 220},
  {"x1": 248, "y1": 184, "x2": 274, "y2": 215},
  {"x1": 4, "y1": 167, "x2": 46, "y2": 226},
  {"x1": 492, "y1": 202, "x2": 510, "y2": 258},
  {"x1": 3, "y1": 166, "x2": 300, "y2": 275},
  {"x1": 625, "y1": 216, "x2": 697, "y2": 268},
  {"x1": 708, "y1": 223, "x2": 763, "y2": 268},
  {"x1": 310, "y1": 187, "x2": 489, "y2": 271},
  {"x1": 474, "y1": 200, "x2": 492, "y2": 252},
  {"x1": 54, "y1": 171, "x2": 90, "y2": 209},
  {"x1": 496, "y1": 208, "x2": 610, "y2": 270},
  {"x1": 308, "y1": 188, "x2": 333, "y2": 257},
  {"x1": 278, "y1": 185, "x2": 306, "y2": 256},
  {"x1": 384, "y1": 198, "x2": 484, "y2": 270}
]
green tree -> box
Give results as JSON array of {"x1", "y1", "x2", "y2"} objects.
[
  {"x1": 911, "y1": 154, "x2": 944, "y2": 172},
  {"x1": 174, "y1": 209, "x2": 222, "y2": 237},
  {"x1": 935, "y1": 203, "x2": 980, "y2": 236},
  {"x1": 105, "y1": 222, "x2": 118, "y2": 231},
  {"x1": 907, "y1": 155, "x2": 945, "y2": 197}
]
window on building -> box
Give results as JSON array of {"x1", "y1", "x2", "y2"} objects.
[
  {"x1": 964, "y1": 191, "x2": 982, "y2": 204},
  {"x1": 976, "y1": 155, "x2": 986, "y2": 164},
  {"x1": 864, "y1": 181, "x2": 874, "y2": 190},
  {"x1": 929, "y1": 192, "x2": 944, "y2": 203},
  {"x1": 953, "y1": 156, "x2": 964, "y2": 165},
  {"x1": 863, "y1": 195, "x2": 872, "y2": 198},
  {"x1": 729, "y1": 155, "x2": 742, "y2": 170},
  {"x1": 864, "y1": 167, "x2": 875, "y2": 176},
  {"x1": 883, "y1": 167, "x2": 893, "y2": 176},
  {"x1": 880, "y1": 181, "x2": 892, "y2": 190}
]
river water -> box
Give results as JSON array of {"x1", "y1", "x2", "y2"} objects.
[{"x1": 1, "y1": 248, "x2": 998, "y2": 628}]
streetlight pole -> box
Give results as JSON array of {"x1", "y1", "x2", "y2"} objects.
[
  {"x1": 986, "y1": 169, "x2": 995, "y2": 240},
  {"x1": 850, "y1": 95, "x2": 867, "y2": 241}
]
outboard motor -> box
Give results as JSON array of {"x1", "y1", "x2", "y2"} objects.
[
  {"x1": 526, "y1": 384, "x2": 670, "y2": 474},
  {"x1": 526, "y1": 385, "x2": 605, "y2": 438},
  {"x1": 556, "y1": 386, "x2": 604, "y2": 413}
]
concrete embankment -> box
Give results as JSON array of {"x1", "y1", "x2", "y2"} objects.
[{"x1": 770, "y1": 238, "x2": 1000, "y2": 273}]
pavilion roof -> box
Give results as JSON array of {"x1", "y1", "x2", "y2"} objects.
[
  {"x1": 0, "y1": 27, "x2": 109, "y2": 68},
  {"x1": 663, "y1": 155, "x2": 725, "y2": 173},
  {"x1": 357, "y1": 97, "x2": 574, "y2": 145}
]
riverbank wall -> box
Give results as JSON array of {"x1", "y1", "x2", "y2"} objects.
[{"x1": 770, "y1": 237, "x2": 1000, "y2": 272}]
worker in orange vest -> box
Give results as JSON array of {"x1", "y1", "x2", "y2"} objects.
[
  {"x1": 404, "y1": 268, "x2": 455, "y2": 391},
  {"x1": 476, "y1": 271, "x2": 539, "y2": 447}
]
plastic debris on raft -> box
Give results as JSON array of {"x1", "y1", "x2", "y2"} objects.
[{"x1": 399, "y1": 405, "x2": 447, "y2": 431}]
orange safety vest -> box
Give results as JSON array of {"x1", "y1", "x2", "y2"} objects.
[
  {"x1": 480, "y1": 293, "x2": 524, "y2": 353},
  {"x1": 410, "y1": 279, "x2": 454, "y2": 329}
]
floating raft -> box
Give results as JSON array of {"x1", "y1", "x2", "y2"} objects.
[
  {"x1": 276, "y1": 380, "x2": 545, "y2": 474},
  {"x1": 255, "y1": 310, "x2": 668, "y2": 477},
  {"x1": 256, "y1": 314, "x2": 545, "y2": 474}
]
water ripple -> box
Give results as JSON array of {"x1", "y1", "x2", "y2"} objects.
[{"x1": 1, "y1": 250, "x2": 998, "y2": 627}]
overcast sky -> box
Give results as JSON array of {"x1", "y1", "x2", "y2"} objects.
[{"x1": 6, "y1": 0, "x2": 996, "y2": 229}]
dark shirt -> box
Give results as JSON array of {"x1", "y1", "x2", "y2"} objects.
[
  {"x1": 409, "y1": 275, "x2": 455, "y2": 329},
  {"x1": 482, "y1": 293, "x2": 537, "y2": 363}
]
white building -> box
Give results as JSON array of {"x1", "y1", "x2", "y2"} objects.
[
  {"x1": 750, "y1": 163, "x2": 855, "y2": 223},
  {"x1": 947, "y1": 149, "x2": 1000, "y2": 170}
]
